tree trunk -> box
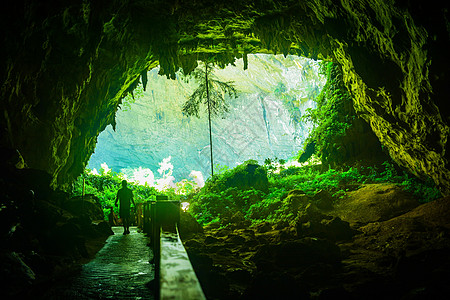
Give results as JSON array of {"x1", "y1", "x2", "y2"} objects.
[{"x1": 205, "y1": 63, "x2": 214, "y2": 177}]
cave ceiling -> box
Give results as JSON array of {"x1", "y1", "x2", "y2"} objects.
[{"x1": 1, "y1": 0, "x2": 449, "y2": 194}]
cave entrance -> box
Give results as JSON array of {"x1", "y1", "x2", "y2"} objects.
[{"x1": 87, "y1": 54, "x2": 325, "y2": 190}]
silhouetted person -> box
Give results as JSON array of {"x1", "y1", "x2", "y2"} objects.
[{"x1": 115, "y1": 180, "x2": 135, "y2": 235}]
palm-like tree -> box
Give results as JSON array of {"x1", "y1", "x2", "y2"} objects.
[{"x1": 182, "y1": 61, "x2": 238, "y2": 176}]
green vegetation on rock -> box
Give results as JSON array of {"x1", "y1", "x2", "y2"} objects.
[
  {"x1": 299, "y1": 62, "x2": 354, "y2": 165},
  {"x1": 186, "y1": 159, "x2": 441, "y2": 226}
]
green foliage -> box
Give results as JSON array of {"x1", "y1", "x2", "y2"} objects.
[
  {"x1": 274, "y1": 68, "x2": 322, "y2": 126},
  {"x1": 175, "y1": 179, "x2": 197, "y2": 196},
  {"x1": 73, "y1": 163, "x2": 441, "y2": 227},
  {"x1": 267, "y1": 160, "x2": 440, "y2": 202},
  {"x1": 188, "y1": 160, "x2": 267, "y2": 225},
  {"x1": 263, "y1": 157, "x2": 287, "y2": 176},
  {"x1": 186, "y1": 159, "x2": 441, "y2": 226},
  {"x1": 72, "y1": 169, "x2": 159, "y2": 220},
  {"x1": 182, "y1": 61, "x2": 238, "y2": 118},
  {"x1": 299, "y1": 62, "x2": 354, "y2": 164},
  {"x1": 190, "y1": 186, "x2": 265, "y2": 226},
  {"x1": 361, "y1": 161, "x2": 442, "y2": 202},
  {"x1": 201, "y1": 160, "x2": 266, "y2": 194},
  {"x1": 214, "y1": 163, "x2": 231, "y2": 175},
  {"x1": 399, "y1": 177, "x2": 442, "y2": 203},
  {"x1": 269, "y1": 167, "x2": 341, "y2": 196}
]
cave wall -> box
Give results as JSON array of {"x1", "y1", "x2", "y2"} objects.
[
  {"x1": 1, "y1": 0, "x2": 449, "y2": 193},
  {"x1": 1, "y1": 0, "x2": 159, "y2": 188},
  {"x1": 325, "y1": 1, "x2": 450, "y2": 192}
]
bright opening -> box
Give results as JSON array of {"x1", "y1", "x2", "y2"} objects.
[{"x1": 88, "y1": 54, "x2": 326, "y2": 192}]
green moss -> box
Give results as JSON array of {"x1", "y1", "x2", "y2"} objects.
[
  {"x1": 186, "y1": 158, "x2": 441, "y2": 226},
  {"x1": 299, "y1": 62, "x2": 354, "y2": 166}
]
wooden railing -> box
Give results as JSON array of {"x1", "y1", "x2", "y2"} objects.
[{"x1": 143, "y1": 196, "x2": 205, "y2": 300}]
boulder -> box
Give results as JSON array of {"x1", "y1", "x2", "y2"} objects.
[
  {"x1": 230, "y1": 211, "x2": 248, "y2": 228},
  {"x1": 227, "y1": 268, "x2": 252, "y2": 284},
  {"x1": 195, "y1": 270, "x2": 230, "y2": 300},
  {"x1": 311, "y1": 189, "x2": 335, "y2": 211},
  {"x1": 225, "y1": 234, "x2": 246, "y2": 245},
  {"x1": 33, "y1": 199, "x2": 70, "y2": 233},
  {"x1": 297, "y1": 203, "x2": 329, "y2": 224},
  {"x1": 332, "y1": 183, "x2": 421, "y2": 227},
  {"x1": 229, "y1": 161, "x2": 268, "y2": 192},
  {"x1": 242, "y1": 272, "x2": 309, "y2": 300},
  {"x1": 62, "y1": 194, "x2": 104, "y2": 220},
  {"x1": 283, "y1": 189, "x2": 309, "y2": 212},
  {"x1": 14, "y1": 168, "x2": 52, "y2": 201},
  {"x1": 0, "y1": 252, "x2": 35, "y2": 298},
  {"x1": 92, "y1": 220, "x2": 114, "y2": 236},
  {"x1": 204, "y1": 235, "x2": 220, "y2": 245},
  {"x1": 252, "y1": 237, "x2": 341, "y2": 271},
  {"x1": 44, "y1": 222, "x2": 88, "y2": 258},
  {"x1": 296, "y1": 203, "x2": 358, "y2": 241},
  {"x1": 183, "y1": 239, "x2": 203, "y2": 250},
  {"x1": 344, "y1": 197, "x2": 450, "y2": 299},
  {"x1": 179, "y1": 211, "x2": 203, "y2": 238},
  {"x1": 209, "y1": 161, "x2": 269, "y2": 193},
  {"x1": 253, "y1": 221, "x2": 272, "y2": 233},
  {"x1": 272, "y1": 227, "x2": 297, "y2": 243},
  {"x1": 356, "y1": 196, "x2": 450, "y2": 257},
  {"x1": 186, "y1": 251, "x2": 213, "y2": 271}
]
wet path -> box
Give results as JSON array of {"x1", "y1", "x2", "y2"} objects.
[{"x1": 45, "y1": 226, "x2": 154, "y2": 299}]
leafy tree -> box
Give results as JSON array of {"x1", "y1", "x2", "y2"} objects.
[{"x1": 182, "y1": 60, "x2": 238, "y2": 176}]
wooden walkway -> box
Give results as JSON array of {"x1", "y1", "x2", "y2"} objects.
[
  {"x1": 43, "y1": 226, "x2": 154, "y2": 299},
  {"x1": 43, "y1": 199, "x2": 205, "y2": 300}
]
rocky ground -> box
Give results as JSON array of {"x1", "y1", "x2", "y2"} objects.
[
  {"x1": 3, "y1": 156, "x2": 449, "y2": 299},
  {"x1": 0, "y1": 161, "x2": 113, "y2": 298},
  {"x1": 180, "y1": 183, "x2": 450, "y2": 299}
]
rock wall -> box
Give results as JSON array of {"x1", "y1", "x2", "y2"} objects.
[
  {"x1": 1, "y1": 0, "x2": 449, "y2": 193},
  {"x1": 1, "y1": 0, "x2": 157, "y2": 188}
]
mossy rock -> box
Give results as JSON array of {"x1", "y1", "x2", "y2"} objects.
[
  {"x1": 62, "y1": 194, "x2": 104, "y2": 220},
  {"x1": 205, "y1": 160, "x2": 269, "y2": 193}
]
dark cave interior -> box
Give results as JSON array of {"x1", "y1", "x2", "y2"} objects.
[{"x1": 1, "y1": 0, "x2": 450, "y2": 299}]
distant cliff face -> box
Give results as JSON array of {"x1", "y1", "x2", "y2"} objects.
[{"x1": 88, "y1": 54, "x2": 325, "y2": 181}]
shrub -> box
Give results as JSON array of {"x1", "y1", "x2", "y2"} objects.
[
  {"x1": 71, "y1": 170, "x2": 159, "y2": 219},
  {"x1": 192, "y1": 159, "x2": 442, "y2": 225}
]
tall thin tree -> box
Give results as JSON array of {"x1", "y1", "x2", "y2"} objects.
[{"x1": 182, "y1": 61, "x2": 238, "y2": 176}]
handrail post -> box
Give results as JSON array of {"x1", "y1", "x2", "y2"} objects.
[
  {"x1": 143, "y1": 201, "x2": 151, "y2": 235},
  {"x1": 151, "y1": 200, "x2": 161, "y2": 299},
  {"x1": 148, "y1": 196, "x2": 201, "y2": 299}
]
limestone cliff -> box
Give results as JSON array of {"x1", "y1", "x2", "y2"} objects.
[
  {"x1": 1, "y1": 0, "x2": 449, "y2": 193},
  {"x1": 88, "y1": 54, "x2": 324, "y2": 181}
]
